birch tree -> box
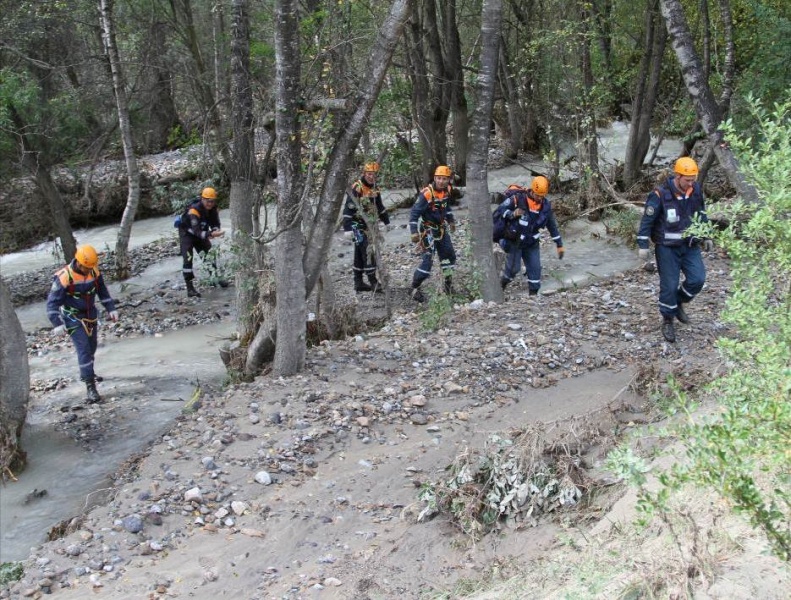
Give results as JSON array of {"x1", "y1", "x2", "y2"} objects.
[
  {"x1": 659, "y1": 0, "x2": 759, "y2": 204},
  {"x1": 99, "y1": 0, "x2": 141, "y2": 279}
]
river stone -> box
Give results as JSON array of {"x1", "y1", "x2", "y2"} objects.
[
  {"x1": 254, "y1": 471, "x2": 272, "y2": 485},
  {"x1": 122, "y1": 515, "x2": 144, "y2": 534},
  {"x1": 184, "y1": 487, "x2": 202, "y2": 503},
  {"x1": 411, "y1": 413, "x2": 428, "y2": 425}
]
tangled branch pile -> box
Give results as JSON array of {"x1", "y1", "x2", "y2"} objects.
[{"x1": 417, "y1": 425, "x2": 587, "y2": 538}]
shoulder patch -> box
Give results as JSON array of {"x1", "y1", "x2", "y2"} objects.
[{"x1": 645, "y1": 205, "x2": 655, "y2": 216}]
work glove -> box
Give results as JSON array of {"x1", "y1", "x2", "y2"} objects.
[
  {"x1": 411, "y1": 233, "x2": 420, "y2": 244},
  {"x1": 449, "y1": 222, "x2": 456, "y2": 233},
  {"x1": 108, "y1": 310, "x2": 119, "y2": 322},
  {"x1": 211, "y1": 229, "x2": 225, "y2": 238},
  {"x1": 638, "y1": 248, "x2": 650, "y2": 260},
  {"x1": 343, "y1": 231, "x2": 353, "y2": 240},
  {"x1": 702, "y1": 238, "x2": 714, "y2": 252},
  {"x1": 557, "y1": 246, "x2": 565, "y2": 260},
  {"x1": 52, "y1": 324, "x2": 67, "y2": 336}
]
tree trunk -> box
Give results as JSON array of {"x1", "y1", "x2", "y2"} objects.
[
  {"x1": 423, "y1": 0, "x2": 451, "y2": 167},
  {"x1": 467, "y1": 0, "x2": 504, "y2": 303},
  {"x1": 405, "y1": 4, "x2": 437, "y2": 182},
  {"x1": 229, "y1": 0, "x2": 261, "y2": 345},
  {"x1": 498, "y1": 41, "x2": 523, "y2": 160},
  {"x1": 271, "y1": 0, "x2": 307, "y2": 377},
  {"x1": 591, "y1": 0, "x2": 621, "y2": 116},
  {"x1": 100, "y1": 0, "x2": 141, "y2": 281},
  {"x1": 659, "y1": 0, "x2": 759, "y2": 203},
  {"x1": 0, "y1": 278, "x2": 29, "y2": 480},
  {"x1": 140, "y1": 20, "x2": 182, "y2": 152},
  {"x1": 444, "y1": 0, "x2": 469, "y2": 183},
  {"x1": 577, "y1": 0, "x2": 601, "y2": 208},
  {"x1": 173, "y1": 0, "x2": 222, "y2": 131},
  {"x1": 700, "y1": 0, "x2": 736, "y2": 183},
  {"x1": 624, "y1": 0, "x2": 666, "y2": 189},
  {"x1": 10, "y1": 107, "x2": 77, "y2": 262}
]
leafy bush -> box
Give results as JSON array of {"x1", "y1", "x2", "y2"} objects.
[
  {"x1": 636, "y1": 95, "x2": 791, "y2": 561},
  {"x1": 0, "y1": 562, "x2": 23, "y2": 586}
]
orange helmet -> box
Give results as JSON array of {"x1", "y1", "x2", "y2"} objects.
[
  {"x1": 531, "y1": 176, "x2": 550, "y2": 196},
  {"x1": 674, "y1": 157, "x2": 699, "y2": 176},
  {"x1": 363, "y1": 162, "x2": 380, "y2": 173},
  {"x1": 434, "y1": 165, "x2": 452, "y2": 177},
  {"x1": 201, "y1": 187, "x2": 218, "y2": 200},
  {"x1": 74, "y1": 245, "x2": 99, "y2": 269}
]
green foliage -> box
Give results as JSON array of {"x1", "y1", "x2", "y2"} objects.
[
  {"x1": 732, "y1": 2, "x2": 791, "y2": 112},
  {"x1": 602, "y1": 207, "x2": 640, "y2": 247},
  {"x1": 199, "y1": 246, "x2": 232, "y2": 287},
  {"x1": 166, "y1": 125, "x2": 201, "y2": 149},
  {"x1": 0, "y1": 562, "x2": 23, "y2": 586},
  {"x1": 604, "y1": 445, "x2": 650, "y2": 488},
  {"x1": 418, "y1": 292, "x2": 454, "y2": 332},
  {"x1": 639, "y1": 95, "x2": 791, "y2": 561}
]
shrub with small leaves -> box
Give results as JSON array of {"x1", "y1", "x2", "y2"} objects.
[{"x1": 637, "y1": 94, "x2": 791, "y2": 561}]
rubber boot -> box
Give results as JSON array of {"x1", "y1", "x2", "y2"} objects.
[
  {"x1": 444, "y1": 276, "x2": 453, "y2": 295},
  {"x1": 676, "y1": 302, "x2": 690, "y2": 324},
  {"x1": 500, "y1": 277, "x2": 510, "y2": 290},
  {"x1": 354, "y1": 273, "x2": 372, "y2": 292},
  {"x1": 86, "y1": 380, "x2": 102, "y2": 404},
  {"x1": 186, "y1": 281, "x2": 201, "y2": 298},
  {"x1": 528, "y1": 289, "x2": 538, "y2": 296},
  {"x1": 368, "y1": 275, "x2": 383, "y2": 293},
  {"x1": 661, "y1": 316, "x2": 676, "y2": 343},
  {"x1": 411, "y1": 285, "x2": 426, "y2": 303}
]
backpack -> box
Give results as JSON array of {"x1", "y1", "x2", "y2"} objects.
[
  {"x1": 492, "y1": 185, "x2": 528, "y2": 242},
  {"x1": 492, "y1": 204, "x2": 511, "y2": 243},
  {"x1": 173, "y1": 198, "x2": 198, "y2": 228}
]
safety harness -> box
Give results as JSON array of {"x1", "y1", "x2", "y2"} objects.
[
  {"x1": 61, "y1": 266, "x2": 99, "y2": 337},
  {"x1": 417, "y1": 186, "x2": 453, "y2": 244}
]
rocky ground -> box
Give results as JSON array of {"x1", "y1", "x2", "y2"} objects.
[{"x1": 4, "y1": 209, "x2": 789, "y2": 599}]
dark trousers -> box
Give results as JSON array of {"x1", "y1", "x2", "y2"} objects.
[
  {"x1": 64, "y1": 312, "x2": 98, "y2": 382},
  {"x1": 502, "y1": 241, "x2": 541, "y2": 292},
  {"x1": 655, "y1": 244, "x2": 706, "y2": 317},
  {"x1": 180, "y1": 233, "x2": 212, "y2": 283},
  {"x1": 412, "y1": 233, "x2": 456, "y2": 287},
  {"x1": 353, "y1": 232, "x2": 377, "y2": 279}
]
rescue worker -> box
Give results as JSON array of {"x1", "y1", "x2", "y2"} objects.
[
  {"x1": 409, "y1": 165, "x2": 458, "y2": 302},
  {"x1": 177, "y1": 187, "x2": 226, "y2": 297},
  {"x1": 637, "y1": 157, "x2": 712, "y2": 343},
  {"x1": 499, "y1": 176, "x2": 564, "y2": 295},
  {"x1": 46, "y1": 245, "x2": 118, "y2": 403},
  {"x1": 342, "y1": 162, "x2": 390, "y2": 292}
]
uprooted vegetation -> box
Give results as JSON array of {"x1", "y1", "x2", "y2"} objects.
[{"x1": 414, "y1": 421, "x2": 611, "y2": 539}]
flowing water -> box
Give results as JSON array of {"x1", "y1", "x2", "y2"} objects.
[{"x1": 0, "y1": 126, "x2": 681, "y2": 561}]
